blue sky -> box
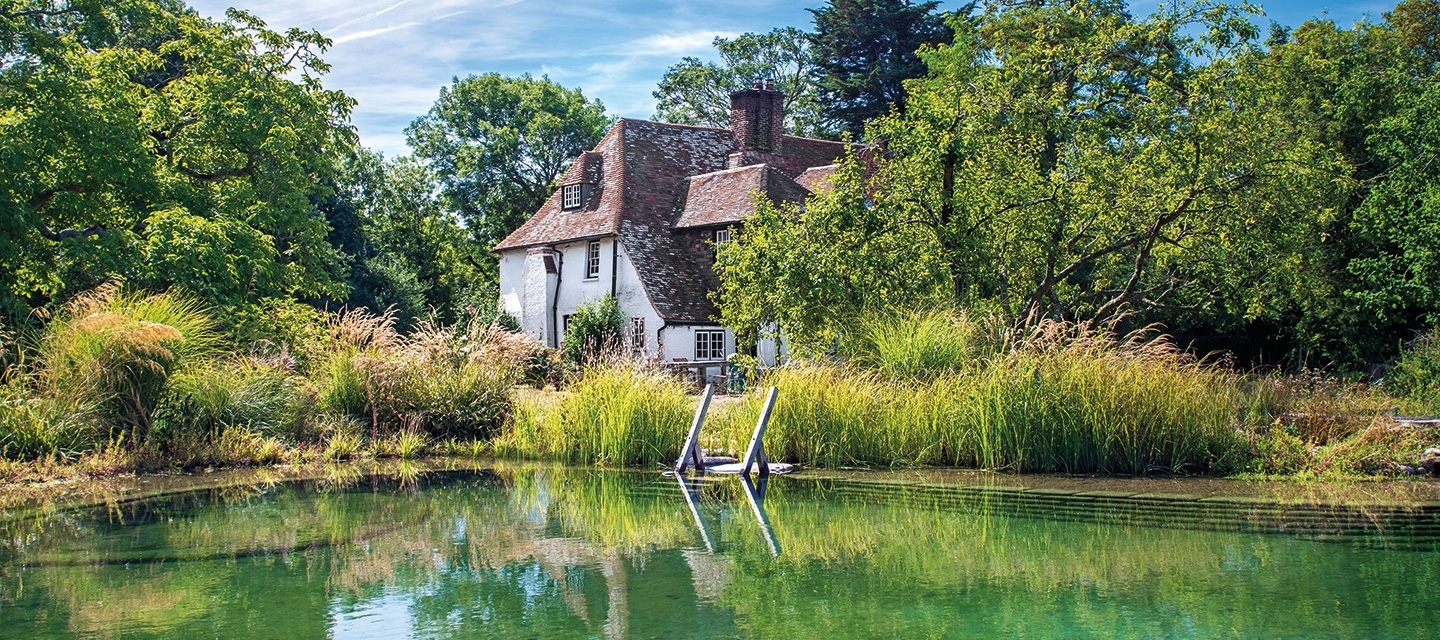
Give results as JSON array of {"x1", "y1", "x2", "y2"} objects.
[{"x1": 187, "y1": 0, "x2": 1395, "y2": 158}]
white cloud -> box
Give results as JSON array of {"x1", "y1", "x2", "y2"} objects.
[{"x1": 623, "y1": 30, "x2": 735, "y2": 56}]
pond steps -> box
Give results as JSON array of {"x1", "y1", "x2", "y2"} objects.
[{"x1": 674, "y1": 385, "x2": 792, "y2": 476}]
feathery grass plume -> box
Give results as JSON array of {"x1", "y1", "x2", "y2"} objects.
[
  {"x1": 34, "y1": 284, "x2": 217, "y2": 441},
  {"x1": 313, "y1": 309, "x2": 524, "y2": 442},
  {"x1": 713, "y1": 317, "x2": 1243, "y2": 474},
  {"x1": 494, "y1": 361, "x2": 690, "y2": 465},
  {"x1": 329, "y1": 306, "x2": 401, "y2": 352}
]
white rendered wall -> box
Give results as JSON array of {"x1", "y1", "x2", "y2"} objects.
[
  {"x1": 660, "y1": 324, "x2": 735, "y2": 362},
  {"x1": 497, "y1": 249, "x2": 527, "y2": 329},
  {"x1": 501, "y1": 238, "x2": 759, "y2": 362},
  {"x1": 501, "y1": 238, "x2": 665, "y2": 352}
]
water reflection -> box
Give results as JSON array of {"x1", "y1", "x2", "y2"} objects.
[{"x1": 0, "y1": 464, "x2": 1436, "y2": 639}]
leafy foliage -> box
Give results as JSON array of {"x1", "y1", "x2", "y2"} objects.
[
  {"x1": 561, "y1": 295, "x2": 623, "y2": 367},
  {"x1": 0, "y1": 0, "x2": 355, "y2": 318},
  {"x1": 714, "y1": 157, "x2": 951, "y2": 355},
  {"x1": 653, "y1": 28, "x2": 833, "y2": 138},
  {"x1": 323, "y1": 149, "x2": 489, "y2": 327},
  {"x1": 406, "y1": 73, "x2": 610, "y2": 257},
  {"x1": 1386, "y1": 330, "x2": 1440, "y2": 410}
]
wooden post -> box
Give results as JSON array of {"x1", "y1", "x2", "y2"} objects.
[
  {"x1": 741, "y1": 386, "x2": 777, "y2": 477},
  {"x1": 674, "y1": 384, "x2": 714, "y2": 474}
]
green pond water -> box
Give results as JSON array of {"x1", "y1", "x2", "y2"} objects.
[{"x1": 2, "y1": 464, "x2": 1438, "y2": 639}]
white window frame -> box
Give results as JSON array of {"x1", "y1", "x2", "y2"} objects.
[
  {"x1": 694, "y1": 329, "x2": 726, "y2": 361},
  {"x1": 585, "y1": 241, "x2": 601, "y2": 279},
  {"x1": 562, "y1": 184, "x2": 583, "y2": 210},
  {"x1": 713, "y1": 228, "x2": 731, "y2": 244}
]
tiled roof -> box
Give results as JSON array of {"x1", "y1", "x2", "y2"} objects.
[
  {"x1": 674, "y1": 164, "x2": 809, "y2": 230},
  {"x1": 795, "y1": 164, "x2": 840, "y2": 193},
  {"x1": 494, "y1": 128, "x2": 626, "y2": 251},
  {"x1": 495, "y1": 118, "x2": 852, "y2": 323}
]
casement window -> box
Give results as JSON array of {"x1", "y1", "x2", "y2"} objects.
[
  {"x1": 585, "y1": 241, "x2": 601, "y2": 279},
  {"x1": 630, "y1": 317, "x2": 646, "y2": 356},
  {"x1": 561, "y1": 314, "x2": 572, "y2": 339},
  {"x1": 713, "y1": 228, "x2": 731, "y2": 245},
  {"x1": 694, "y1": 329, "x2": 726, "y2": 361},
  {"x1": 562, "y1": 184, "x2": 583, "y2": 210}
]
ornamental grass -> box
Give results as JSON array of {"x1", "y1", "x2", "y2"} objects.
[{"x1": 712, "y1": 315, "x2": 1245, "y2": 474}]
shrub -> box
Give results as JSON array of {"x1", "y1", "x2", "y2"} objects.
[
  {"x1": 1386, "y1": 330, "x2": 1440, "y2": 413},
  {"x1": 152, "y1": 360, "x2": 304, "y2": 442},
  {"x1": 229, "y1": 297, "x2": 330, "y2": 373},
  {"x1": 454, "y1": 281, "x2": 520, "y2": 331},
  {"x1": 561, "y1": 295, "x2": 623, "y2": 366},
  {"x1": 494, "y1": 362, "x2": 690, "y2": 465},
  {"x1": 311, "y1": 309, "x2": 522, "y2": 441}
]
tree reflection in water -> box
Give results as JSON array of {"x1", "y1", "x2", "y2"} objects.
[{"x1": 0, "y1": 463, "x2": 1437, "y2": 639}]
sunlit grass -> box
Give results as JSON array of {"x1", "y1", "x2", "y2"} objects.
[
  {"x1": 713, "y1": 319, "x2": 1244, "y2": 474},
  {"x1": 493, "y1": 361, "x2": 691, "y2": 466}
]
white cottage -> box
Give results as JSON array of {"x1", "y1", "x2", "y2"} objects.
[{"x1": 494, "y1": 84, "x2": 850, "y2": 366}]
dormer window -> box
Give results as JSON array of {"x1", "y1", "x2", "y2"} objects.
[{"x1": 562, "y1": 184, "x2": 583, "y2": 210}]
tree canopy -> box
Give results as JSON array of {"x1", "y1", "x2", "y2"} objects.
[
  {"x1": 808, "y1": 0, "x2": 956, "y2": 137},
  {"x1": 719, "y1": 0, "x2": 1440, "y2": 370},
  {"x1": 405, "y1": 73, "x2": 611, "y2": 260},
  {"x1": 653, "y1": 27, "x2": 833, "y2": 139},
  {"x1": 1, "y1": 0, "x2": 355, "y2": 319}
]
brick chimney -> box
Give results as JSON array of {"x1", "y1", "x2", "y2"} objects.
[{"x1": 729, "y1": 79, "x2": 784, "y2": 160}]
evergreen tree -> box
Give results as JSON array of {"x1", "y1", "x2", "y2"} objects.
[{"x1": 807, "y1": 0, "x2": 956, "y2": 137}]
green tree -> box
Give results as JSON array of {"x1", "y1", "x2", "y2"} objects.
[
  {"x1": 653, "y1": 27, "x2": 833, "y2": 138},
  {"x1": 1184, "y1": 0, "x2": 1440, "y2": 367},
  {"x1": 324, "y1": 148, "x2": 486, "y2": 327},
  {"x1": 808, "y1": 0, "x2": 956, "y2": 137},
  {"x1": 0, "y1": 0, "x2": 355, "y2": 319},
  {"x1": 405, "y1": 73, "x2": 610, "y2": 258},
  {"x1": 714, "y1": 159, "x2": 950, "y2": 355},
  {"x1": 866, "y1": 0, "x2": 1338, "y2": 325},
  {"x1": 717, "y1": 0, "x2": 1343, "y2": 355}
]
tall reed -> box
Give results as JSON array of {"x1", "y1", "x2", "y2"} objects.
[
  {"x1": 494, "y1": 362, "x2": 690, "y2": 466},
  {"x1": 713, "y1": 319, "x2": 1244, "y2": 474}
]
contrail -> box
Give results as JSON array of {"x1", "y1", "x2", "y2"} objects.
[{"x1": 330, "y1": 0, "x2": 414, "y2": 34}]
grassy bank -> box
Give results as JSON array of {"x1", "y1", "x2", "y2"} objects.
[
  {"x1": 2, "y1": 290, "x2": 1437, "y2": 479},
  {"x1": 0, "y1": 286, "x2": 535, "y2": 475},
  {"x1": 706, "y1": 312, "x2": 1440, "y2": 477}
]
